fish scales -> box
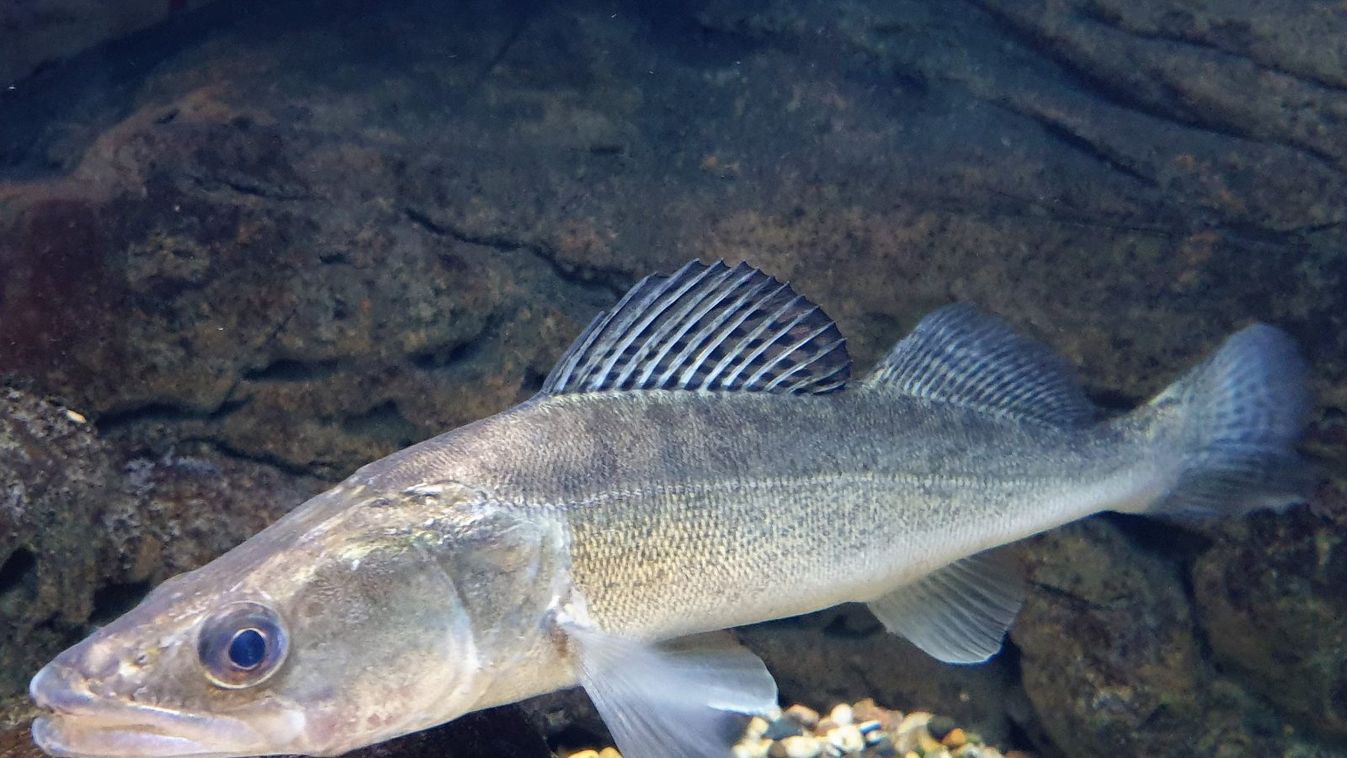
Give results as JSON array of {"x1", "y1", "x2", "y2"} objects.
[{"x1": 359, "y1": 389, "x2": 1135, "y2": 639}]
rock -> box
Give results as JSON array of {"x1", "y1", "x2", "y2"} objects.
[
  {"x1": 829, "y1": 703, "x2": 854, "y2": 727},
  {"x1": 0, "y1": 387, "x2": 328, "y2": 700},
  {"x1": 0, "y1": 0, "x2": 227, "y2": 86},
  {"x1": 1191, "y1": 478, "x2": 1347, "y2": 738},
  {"x1": 1012, "y1": 517, "x2": 1331, "y2": 756},
  {"x1": 0, "y1": 389, "x2": 113, "y2": 696}
]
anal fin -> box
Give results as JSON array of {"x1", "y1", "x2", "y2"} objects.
[
  {"x1": 565, "y1": 624, "x2": 778, "y2": 758},
  {"x1": 866, "y1": 550, "x2": 1024, "y2": 664}
]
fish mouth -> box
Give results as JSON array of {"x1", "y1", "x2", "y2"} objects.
[{"x1": 29, "y1": 664, "x2": 280, "y2": 758}]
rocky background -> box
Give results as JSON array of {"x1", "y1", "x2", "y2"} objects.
[{"x1": 2, "y1": 0, "x2": 1346, "y2": 756}]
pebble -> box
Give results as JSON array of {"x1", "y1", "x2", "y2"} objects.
[
  {"x1": 779, "y1": 734, "x2": 823, "y2": 758},
  {"x1": 918, "y1": 732, "x2": 945, "y2": 754},
  {"x1": 785, "y1": 703, "x2": 821, "y2": 728},
  {"x1": 716, "y1": 700, "x2": 1014, "y2": 758},
  {"x1": 893, "y1": 711, "x2": 932, "y2": 753},
  {"x1": 733, "y1": 737, "x2": 772, "y2": 758},
  {"x1": 764, "y1": 716, "x2": 804, "y2": 740},
  {"x1": 827, "y1": 724, "x2": 865, "y2": 754},
  {"x1": 927, "y1": 715, "x2": 957, "y2": 741},
  {"x1": 745, "y1": 716, "x2": 771, "y2": 740},
  {"x1": 867, "y1": 735, "x2": 898, "y2": 757}
]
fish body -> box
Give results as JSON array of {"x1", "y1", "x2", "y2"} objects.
[
  {"x1": 29, "y1": 261, "x2": 1309, "y2": 758},
  {"x1": 369, "y1": 389, "x2": 1132, "y2": 641}
]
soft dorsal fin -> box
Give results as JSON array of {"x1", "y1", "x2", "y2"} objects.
[
  {"x1": 866, "y1": 304, "x2": 1094, "y2": 426},
  {"x1": 541, "y1": 260, "x2": 850, "y2": 395}
]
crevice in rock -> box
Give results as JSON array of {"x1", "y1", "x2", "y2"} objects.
[
  {"x1": 1025, "y1": 580, "x2": 1109, "y2": 612},
  {"x1": 188, "y1": 436, "x2": 340, "y2": 480},
  {"x1": 1000, "y1": 103, "x2": 1159, "y2": 187},
  {"x1": 243, "y1": 357, "x2": 342, "y2": 383},
  {"x1": 967, "y1": 0, "x2": 1346, "y2": 173},
  {"x1": 188, "y1": 172, "x2": 311, "y2": 201},
  {"x1": 89, "y1": 579, "x2": 152, "y2": 625},
  {"x1": 471, "y1": 0, "x2": 542, "y2": 87},
  {"x1": 341, "y1": 401, "x2": 420, "y2": 450},
  {"x1": 405, "y1": 206, "x2": 628, "y2": 297},
  {"x1": 95, "y1": 398, "x2": 250, "y2": 433},
  {"x1": 1076, "y1": 4, "x2": 1347, "y2": 96},
  {"x1": 0, "y1": 548, "x2": 38, "y2": 598},
  {"x1": 405, "y1": 206, "x2": 524, "y2": 252},
  {"x1": 411, "y1": 338, "x2": 482, "y2": 371}
]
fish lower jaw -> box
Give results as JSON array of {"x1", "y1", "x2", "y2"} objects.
[{"x1": 31, "y1": 713, "x2": 242, "y2": 758}]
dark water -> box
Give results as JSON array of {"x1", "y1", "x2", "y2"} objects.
[{"x1": 1, "y1": 1, "x2": 1345, "y2": 756}]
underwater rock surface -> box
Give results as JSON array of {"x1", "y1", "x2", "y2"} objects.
[{"x1": 2, "y1": 0, "x2": 1346, "y2": 756}]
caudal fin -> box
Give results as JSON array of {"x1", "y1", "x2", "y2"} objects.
[{"x1": 1146, "y1": 324, "x2": 1312, "y2": 517}]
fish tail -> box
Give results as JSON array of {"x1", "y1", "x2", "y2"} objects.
[{"x1": 1139, "y1": 323, "x2": 1313, "y2": 517}]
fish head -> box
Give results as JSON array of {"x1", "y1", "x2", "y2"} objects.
[{"x1": 29, "y1": 484, "x2": 491, "y2": 757}]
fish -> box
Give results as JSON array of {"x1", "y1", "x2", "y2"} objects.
[{"x1": 28, "y1": 260, "x2": 1310, "y2": 758}]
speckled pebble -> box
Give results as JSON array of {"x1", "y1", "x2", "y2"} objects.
[{"x1": 828, "y1": 724, "x2": 865, "y2": 753}]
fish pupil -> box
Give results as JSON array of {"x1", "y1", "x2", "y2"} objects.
[{"x1": 228, "y1": 628, "x2": 267, "y2": 670}]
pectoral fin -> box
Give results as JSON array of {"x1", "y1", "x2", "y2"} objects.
[
  {"x1": 565, "y1": 625, "x2": 778, "y2": 758},
  {"x1": 867, "y1": 550, "x2": 1024, "y2": 664}
]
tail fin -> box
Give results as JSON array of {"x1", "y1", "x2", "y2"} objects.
[{"x1": 1145, "y1": 324, "x2": 1312, "y2": 517}]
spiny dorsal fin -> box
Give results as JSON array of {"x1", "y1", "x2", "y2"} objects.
[
  {"x1": 542, "y1": 260, "x2": 850, "y2": 396},
  {"x1": 866, "y1": 304, "x2": 1094, "y2": 427}
]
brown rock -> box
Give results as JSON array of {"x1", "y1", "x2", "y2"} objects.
[
  {"x1": 0, "y1": 389, "x2": 112, "y2": 696},
  {"x1": 1192, "y1": 477, "x2": 1347, "y2": 737}
]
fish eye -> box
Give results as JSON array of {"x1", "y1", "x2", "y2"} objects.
[{"x1": 197, "y1": 601, "x2": 288, "y2": 689}]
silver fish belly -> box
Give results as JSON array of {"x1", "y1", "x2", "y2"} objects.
[{"x1": 29, "y1": 260, "x2": 1309, "y2": 758}]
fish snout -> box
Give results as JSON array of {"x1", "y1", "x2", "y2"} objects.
[{"x1": 29, "y1": 661, "x2": 95, "y2": 715}]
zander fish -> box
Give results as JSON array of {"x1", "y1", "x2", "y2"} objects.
[{"x1": 29, "y1": 260, "x2": 1310, "y2": 757}]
